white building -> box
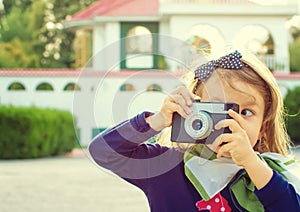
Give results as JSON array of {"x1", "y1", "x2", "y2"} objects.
[
  {"x1": 1, "y1": 0, "x2": 300, "y2": 145},
  {"x1": 65, "y1": 0, "x2": 299, "y2": 73}
]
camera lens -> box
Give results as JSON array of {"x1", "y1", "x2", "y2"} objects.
[
  {"x1": 184, "y1": 111, "x2": 213, "y2": 140},
  {"x1": 192, "y1": 119, "x2": 203, "y2": 131}
]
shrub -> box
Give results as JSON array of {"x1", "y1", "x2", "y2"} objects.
[
  {"x1": 284, "y1": 86, "x2": 300, "y2": 145},
  {"x1": 0, "y1": 106, "x2": 77, "y2": 159}
]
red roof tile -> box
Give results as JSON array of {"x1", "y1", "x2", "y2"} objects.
[{"x1": 72, "y1": 0, "x2": 159, "y2": 20}]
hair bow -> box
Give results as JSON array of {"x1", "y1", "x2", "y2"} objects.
[{"x1": 194, "y1": 50, "x2": 244, "y2": 82}]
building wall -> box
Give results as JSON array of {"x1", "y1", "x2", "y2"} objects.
[
  {"x1": 67, "y1": 0, "x2": 298, "y2": 73},
  {"x1": 91, "y1": 15, "x2": 291, "y2": 72},
  {"x1": 0, "y1": 71, "x2": 299, "y2": 146}
]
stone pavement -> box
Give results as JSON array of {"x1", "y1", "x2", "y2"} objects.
[
  {"x1": 0, "y1": 149, "x2": 150, "y2": 212},
  {"x1": 1, "y1": 148, "x2": 300, "y2": 212}
]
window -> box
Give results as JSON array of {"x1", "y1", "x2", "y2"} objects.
[
  {"x1": 147, "y1": 84, "x2": 162, "y2": 92},
  {"x1": 8, "y1": 82, "x2": 26, "y2": 91},
  {"x1": 120, "y1": 83, "x2": 135, "y2": 91},
  {"x1": 234, "y1": 25, "x2": 274, "y2": 55},
  {"x1": 36, "y1": 82, "x2": 54, "y2": 91},
  {"x1": 234, "y1": 25, "x2": 276, "y2": 71},
  {"x1": 121, "y1": 22, "x2": 159, "y2": 70},
  {"x1": 64, "y1": 83, "x2": 81, "y2": 91},
  {"x1": 185, "y1": 24, "x2": 224, "y2": 55},
  {"x1": 74, "y1": 29, "x2": 93, "y2": 68},
  {"x1": 190, "y1": 36, "x2": 211, "y2": 54}
]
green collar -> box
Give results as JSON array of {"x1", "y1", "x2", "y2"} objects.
[{"x1": 184, "y1": 144, "x2": 300, "y2": 211}]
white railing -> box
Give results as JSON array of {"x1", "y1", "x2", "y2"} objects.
[
  {"x1": 256, "y1": 55, "x2": 288, "y2": 73},
  {"x1": 172, "y1": 54, "x2": 289, "y2": 73}
]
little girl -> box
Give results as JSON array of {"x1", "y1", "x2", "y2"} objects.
[{"x1": 89, "y1": 51, "x2": 300, "y2": 211}]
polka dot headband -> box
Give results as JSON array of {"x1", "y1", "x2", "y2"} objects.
[
  {"x1": 193, "y1": 50, "x2": 244, "y2": 93},
  {"x1": 194, "y1": 50, "x2": 243, "y2": 82}
]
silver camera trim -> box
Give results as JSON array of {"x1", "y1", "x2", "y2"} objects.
[{"x1": 184, "y1": 111, "x2": 213, "y2": 140}]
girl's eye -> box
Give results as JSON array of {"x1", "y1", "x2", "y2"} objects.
[{"x1": 241, "y1": 109, "x2": 253, "y2": 117}]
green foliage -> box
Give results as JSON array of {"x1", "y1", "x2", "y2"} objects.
[
  {"x1": 284, "y1": 86, "x2": 300, "y2": 145},
  {"x1": 290, "y1": 26, "x2": 300, "y2": 40},
  {"x1": 0, "y1": 38, "x2": 38, "y2": 68},
  {"x1": 289, "y1": 37, "x2": 300, "y2": 73},
  {"x1": 0, "y1": 106, "x2": 77, "y2": 159},
  {"x1": 0, "y1": 1, "x2": 45, "y2": 68},
  {"x1": 3, "y1": 0, "x2": 34, "y2": 14},
  {"x1": 39, "y1": 0, "x2": 97, "y2": 68},
  {"x1": 0, "y1": 0, "x2": 97, "y2": 68}
]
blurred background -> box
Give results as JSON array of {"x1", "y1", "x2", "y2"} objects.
[
  {"x1": 0, "y1": 0, "x2": 300, "y2": 211},
  {"x1": 0, "y1": 0, "x2": 300, "y2": 147}
]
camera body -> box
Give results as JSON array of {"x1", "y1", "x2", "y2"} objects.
[{"x1": 171, "y1": 100, "x2": 239, "y2": 144}]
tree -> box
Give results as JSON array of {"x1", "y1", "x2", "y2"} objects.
[
  {"x1": 3, "y1": 0, "x2": 34, "y2": 14},
  {"x1": 0, "y1": 0, "x2": 45, "y2": 68},
  {"x1": 0, "y1": 0, "x2": 97, "y2": 68},
  {"x1": 0, "y1": 0, "x2": 47, "y2": 68},
  {"x1": 37, "y1": 0, "x2": 97, "y2": 68}
]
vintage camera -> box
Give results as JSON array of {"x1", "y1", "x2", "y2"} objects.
[{"x1": 171, "y1": 100, "x2": 239, "y2": 144}]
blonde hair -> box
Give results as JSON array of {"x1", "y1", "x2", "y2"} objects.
[
  {"x1": 239, "y1": 52, "x2": 291, "y2": 155},
  {"x1": 158, "y1": 51, "x2": 291, "y2": 155}
]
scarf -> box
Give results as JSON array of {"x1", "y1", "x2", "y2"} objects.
[{"x1": 184, "y1": 144, "x2": 300, "y2": 211}]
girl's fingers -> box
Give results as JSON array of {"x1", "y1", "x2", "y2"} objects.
[
  {"x1": 215, "y1": 118, "x2": 241, "y2": 134},
  {"x1": 212, "y1": 133, "x2": 234, "y2": 149},
  {"x1": 167, "y1": 86, "x2": 196, "y2": 116},
  {"x1": 216, "y1": 142, "x2": 234, "y2": 158},
  {"x1": 171, "y1": 94, "x2": 192, "y2": 115},
  {"x1": 177, "y1": 87, "x2": 195, "y2": 106},
  {"x1": 163, "y1": 98, "x2": 189, "y2": 118},
  {"x1": 215, "y1": 109, "x2": 245, "y2": 133},
  {"x1": 171, "y1": 86, "x2": 196, "y2": 106},
  {"x1": 155, "y1": 86, "x2": 197, "y2": 129},
  {"x1": 228, "y1": 109, "x2": 245, "y2": 129}
]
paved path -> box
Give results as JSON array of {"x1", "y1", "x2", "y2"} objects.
[
  {"x1": 1, "y1": 148, "x2": 300, "y2": 212},
  {"x1": 0, "y1": 149, "x2": 150, "y2": 212}
]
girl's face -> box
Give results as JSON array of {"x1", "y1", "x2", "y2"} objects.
[{"x1": 200, "y1": 72, "x2": 265, "y2": 147}]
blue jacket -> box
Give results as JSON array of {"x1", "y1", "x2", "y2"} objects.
[{"x1": 89, "y1": 112, "x2": 300, "y2": 212}]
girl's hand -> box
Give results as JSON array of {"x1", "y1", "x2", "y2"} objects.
[
  {"x1": 211, "y1": 109, "x2": 257, "y2": 168},
  {"x1": 211, "y1": 109, "x2": 273, "y2": 189},
  {"x1": 146, "y1": 86, "x2": 196, "y2": 131}
]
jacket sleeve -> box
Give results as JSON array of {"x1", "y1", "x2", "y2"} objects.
[
  {"x1": 254, "y1": 170, "x2": 300, "y2": 211},
  {"x1": 88, "y1": 112, "x2": 182, "y2": 190}
]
